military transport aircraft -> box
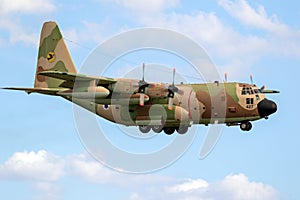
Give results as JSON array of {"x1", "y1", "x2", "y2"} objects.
[{"x1": 3, "y1": 21, "x2": 279, "y2": 135}]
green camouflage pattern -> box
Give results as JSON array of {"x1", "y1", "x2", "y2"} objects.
[
  {"x1": 34, "y1": 21, "x2": 77, "y2": 89},
  {"x1": 4, "y1": 21, "x2": 279, "y2": 133}
]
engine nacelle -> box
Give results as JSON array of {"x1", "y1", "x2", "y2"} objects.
[{"x1": 59, "y1": 86, "x2": 110, "y2": 99}]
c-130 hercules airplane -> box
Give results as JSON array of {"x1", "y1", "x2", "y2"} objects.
[{"x1": 4, "y1": 22, "x2": 279, "y2": 135}]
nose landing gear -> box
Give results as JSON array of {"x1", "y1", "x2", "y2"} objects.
[{"x1": 240, "y1": 121, "x2": 252, "y2": 131}]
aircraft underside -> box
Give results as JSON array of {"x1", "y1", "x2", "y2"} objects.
[{"x1": 68, "y1": 96, "x2": 266, "y2": 135}]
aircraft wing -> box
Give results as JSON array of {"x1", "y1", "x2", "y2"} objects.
[
  {"x1": 2, "y1": 87, "x2": 68, "y2": 95},
  {"x1": 262, "y1": 89, "x2": 280, "y2": 94},
  {"x1": 39, "y1": 71, "x2": 117, "y2": 85}
]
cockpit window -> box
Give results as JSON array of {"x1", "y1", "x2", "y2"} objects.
[
  {"x1": 254, "y1": 89, "x2": 261, "y2": 94},
  {"x1": 241, "y1": 87, "x2": 261, "y2": 95},
  {"x1": 241, "y1": 87, "x2": 254, "y2": 95}
]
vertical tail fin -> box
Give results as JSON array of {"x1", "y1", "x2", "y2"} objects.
[{"x1": 34, "y1": 21, "x2": 77, "y2": 88}]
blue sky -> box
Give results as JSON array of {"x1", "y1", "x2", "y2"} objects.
[{"x1": 0, "y1": 0, "x2": 299, "y2": 199}]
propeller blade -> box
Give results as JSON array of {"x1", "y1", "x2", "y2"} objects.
[
  {"x1": 168, "y1": 97, "x2": 174, "y2": 110},
  {"x1": 260, "y1": 85, "x2": 265, "y2": 91},
  {"x1": 250, "y1": 74, "x2": 253, "y2": 85},
  {"x1": 224, "y1": 73, "x2": 227, "y2": 82},
  {"x1": 142, "y1": 63, "x2": 145, "y2": 82},
  {"x1": 138, "y1": 63, "x2": 149, "y2": 92},
  {"x1": 172, "y1": 68, "x2": 175, "y2": 85},
  {"x1": 139, "y1": 93, "x2": 145, "y2": 106},
  {"x1": 167, "y1": 68, "x2": 184, "y2": 109}
]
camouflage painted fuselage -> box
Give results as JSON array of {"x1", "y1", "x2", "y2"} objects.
[
  {"x1": 5, "y1": 21, "x2": 278, "y2": 133},
  {"x1": 76, "y1": 79, "x2": 268, "y2": 128}
]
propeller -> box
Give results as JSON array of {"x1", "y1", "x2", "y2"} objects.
[
  {"x1": 248, "y1": 75, "x2": 279, "y2": 93},
  {"x1": 224, "y1": 73, "x2": 228, "y2": 83},
  {"x1": 138, "y1": 63, "x2": 149, "y2": 106},
  {"x1": 167, "y1": 68, "x2": 183, "y2": 110}
]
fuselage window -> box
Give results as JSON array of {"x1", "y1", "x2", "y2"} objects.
[
  {"x1": 246, "y1": 98, "x2": 254, "y2": 109},
  {"x1": 246, "y1": 98, "x2": 254, "y2": 104}
]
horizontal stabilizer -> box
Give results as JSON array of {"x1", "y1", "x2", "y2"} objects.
[{"x1": 39, "y1": 71, "x2": 116, "y2": 84}]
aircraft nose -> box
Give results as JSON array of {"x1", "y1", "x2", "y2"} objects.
[{"x1": 257, "y1": 98, "x2": 277, "y2": 118}]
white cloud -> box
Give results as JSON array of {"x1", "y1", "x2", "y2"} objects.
[
  {"x1": 218, "y1": 0, "x2": 288, "y2": 34},
  {"x1": 0, "y1": 0, "x2": 56, "y2": 46},
  {"x1": 0, "y1": 0, "x2": 56, "y2": 14},
  {"x1": 63, "y1": 20, "x2": 112, "y2": 47},
  {"x1": 217, "y1": 0, "x2": 300, "y2": 58},
  {"x1": 67, "y1": 153, "x2": 173, "y2": 186},
  {"x1": 95, "y1": 0, "x2": 269, "y2": 60},
  {"x1": 133, "y1": 174, "x2": 279, "y2": 200},
  {"x1": 100, "y1": 0, "x2": 179, "y2": 13},
  {"x1": 0, "y1": 18, "x2": 38, "y2": 46},
  {"x1": 0, "y1": 150, "x2": 280, "y2": 200},
  {"x1": 167, "y1": 178, "x2": 208, "y2": 193},
  {"x1": 130, "y1": 193, "x2": 142, "y2": 200},
  {"x1": 140, "y1": 11, "x2": 269, "y2": 58},
  {"x1": 130, "y1": 11, "x2": 269, "y2": 79},
  {"x1": 67, "y1": 153, "x2": 119, "y2": 184},
  {"x1": 0, "y1": 150, "x2": 65, "y2": 181},
  {"x1": 214, "y1": 174, "x2": 279, "y2": 200},
  {"x1": 102, "y1": 0, "x2": 300, "y2": 79},
  {"x1": 31, "y1": 182, "x2": 62, "y2": 200}
]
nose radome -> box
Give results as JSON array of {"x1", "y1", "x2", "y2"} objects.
[{"x1": 257, "y1": 98, "x2": 277, "y2": 118}]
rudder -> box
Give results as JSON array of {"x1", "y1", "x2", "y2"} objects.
[{"x1": 34, "y1": 21, "x2": 77, "y2": 88}]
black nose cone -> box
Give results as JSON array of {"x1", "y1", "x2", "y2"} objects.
[{"x1": 257, "y1": 98, "x2": 277, "y2": 118}]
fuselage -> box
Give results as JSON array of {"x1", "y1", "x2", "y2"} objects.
[{"x1": 77, "y1": 79, "x2": 277, "y2": 130}]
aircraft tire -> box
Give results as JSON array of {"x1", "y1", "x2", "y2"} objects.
[
  {"x1": 139, "y1": 125, "x2": 151, "y2": 133},
  {"x1": 164, "y1": 127, "x2": 175, "y2": 135},
  {"x1": 240, "y1": 121, "x2": 252, "y2": 131},
  {"x1": 176, "y1": 126, "x2": 188, "y2": 134},
  {"x1": 152, "y1": 125, "x2": 163, "y2": 133}
]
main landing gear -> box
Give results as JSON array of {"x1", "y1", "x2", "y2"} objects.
[
  {"x1": 240, "y1": 121, "x2": 252, "y2": 131},
  {"x1": 138, "y1": 125, "x2": 151, "y2": 133},
  {"x1": 152, "y1": 125, "x2": 164, "y2": 133},
  {"x1": 138, "y1": 125, "x2": 189, "y2": 135}
]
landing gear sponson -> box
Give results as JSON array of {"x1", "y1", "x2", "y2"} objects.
[{"x1": 141, "y1": 121, "x2": 254, "y2": 134}]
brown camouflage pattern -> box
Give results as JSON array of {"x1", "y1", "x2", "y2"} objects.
[{"x1": 5, "y1": 21, "x2": 278, "y2": 133}]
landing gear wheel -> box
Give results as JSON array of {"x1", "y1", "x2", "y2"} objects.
[
  {"x1": 176, "y1": 126, "x2": 188, "y2": 134},
  {"x1": 164, "y1": 127, "x2": 175, "y2": 135},
  {"x1": 152, "y1": 125, "x2": 163, "y2": 133},
  {"x1": 139, "y1": 125, "x2": 151, "y2": 133},
  {"x1": 240, "y1": 121, "x2": 252, "y2": 131}
]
